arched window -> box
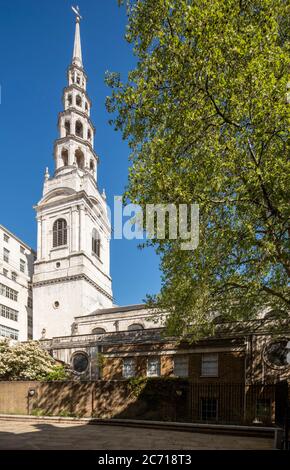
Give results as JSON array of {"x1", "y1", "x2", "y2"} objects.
[
  {"x1": 85, "y1": 102, "x2": 88, "y2": 112},
  {"x1": 76, "y1": 95, "x2": 82, "y2": 107},
  {"x1": 88, "y1": 129, "x2": 92, "y2": 141},
  {"x1": 92, "y1": 228, "x2": 101, "y2": 257},
  {"x1": 65, "y1": 121, "x2": 71, "y2": 136},
  {"x1": 67, "y1": 94, "x2": 72, "y2": 106},
  {"x1": 53, "y1": 219, "x2": 67, "y2": 247},
  {"x1": 75, "y1": 149, "x2": 84, "y2": 169},
  {"x1": 61, "y1": 149, "x2": 68, "y2": 167},
  {"x1": 92, "y1": 327, "x2": 106, "y2": 334},
  {"x1": 90, "y1": 160, "x2": 94, "y2": 172},
  {"x1": 75, "y1": 120, "x2": 83, "y2": 138},
  {"x1": 128, "y1": 323, "x2": 144, "y2": 331}
]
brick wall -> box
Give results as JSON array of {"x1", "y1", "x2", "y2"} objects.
[{"x1": 102, "y1": 351, "x2": 245, "y2": 382}]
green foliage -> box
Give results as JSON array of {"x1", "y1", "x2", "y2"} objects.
[
  {"x1": 0, "y1": 340, "x2": 68, "y2": 381},
  {"x1": 128, "y1": 377, "x2": 148, "y2": 397},
  {"x1": 107, "y1": 0, "x2": 290, "y2": 339},
  {"x1": 31, "y1": 408, "x2": 51, "y2": 417},
  {"x1": 42, "y1": 365, "x2": 70, "y2": 382}
]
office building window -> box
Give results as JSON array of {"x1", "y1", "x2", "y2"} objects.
[
  {"x1": 3, "y1": 268, "x2": 8, "y2": 277},
  {"x1": 0, "y1": 304, "x2": 18, "y2": 322},
  {"x1": 3, "y1": 248, "x2": 9, "y2": 263},
  {"x1": 0, "y1": 283, "x2": 18, "y2": 302},
  {"x1": 11, "y1": 272, "x2": 17, "y2": 282},
  {"x1": 20, "y1": 260, "x2": 26, "y2": 273},
  {"x1": 3, "y1": 234, "x2": 9, "y2": 243},
  {"x1": 0, "y1": 323, "x2": 18, "y2": 340}
]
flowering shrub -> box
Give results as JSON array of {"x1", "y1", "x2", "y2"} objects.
[{"x1": 0, "y1": 340, "x2": 69, "y2": 381}]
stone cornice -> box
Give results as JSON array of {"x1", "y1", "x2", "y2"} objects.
[
  {"x1": 67, "y1": 63, "x2": 88, "y2": 79},
  {"x1": 33, "y1": 273, "x2": 113, "y2": 301},
  {"x1": 58, "y1": 108, "x2": 95, "y2": 134},
  {"x1": 63, "y1": 84, "x2": 91, "y2": 106},
  {"x1": 34, "y1": 190, "x2": 111, "y2": 233},
  {"x1": 34, "y1": 250, "x2": 112, "y2": 282},
  {"x1": 54, "y1": 136, "x2": 99, "y2": 162}
]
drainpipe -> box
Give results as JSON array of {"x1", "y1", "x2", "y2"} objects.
[{"x1": 243, "y1": 336, "x2": 250, "y2": 423}]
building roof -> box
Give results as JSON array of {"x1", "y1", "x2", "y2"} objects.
[
  {"x1": 0, "y1": 224, "x2": 36, "y2": 254},
  {"x1": 75, "y1": 303, "x2": 147, "y2": 319}
]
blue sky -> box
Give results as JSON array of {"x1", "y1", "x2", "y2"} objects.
[{"x1": 0, "y1": 0, "x2": 161, "y2": 306}]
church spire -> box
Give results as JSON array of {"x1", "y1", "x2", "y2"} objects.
[
  {"x1": 51, "y1": 6, "x2": 98, "y2": 181},
  {"x1": 72, "y1": 7, "x2": 83, "y2": 68}
]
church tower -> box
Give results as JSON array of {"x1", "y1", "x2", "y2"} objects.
[{"x1": 33, "y1": 11, "x2": 113, "y2": 339}]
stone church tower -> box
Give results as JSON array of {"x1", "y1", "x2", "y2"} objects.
[{"x1": 33, "y1": 13, "x2": 113, "y2": 339}]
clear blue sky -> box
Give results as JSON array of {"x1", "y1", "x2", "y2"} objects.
[{"x1": 0, "y1": 0, "x2": 161, "y2": 306}]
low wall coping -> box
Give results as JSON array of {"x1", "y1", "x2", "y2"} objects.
[{"x1": 0, "y1": 413, "x2": 281, "y2": 436}]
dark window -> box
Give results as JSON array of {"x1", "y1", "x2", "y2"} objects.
[
  {"x1": 265, "y1": 341, "x2": 288, "y2": 367},
  {"x1": 76, "y1": 95, "x2": 82, "y2": 107},
  {"x1": 201, "y1": 398, "x2": 218, "y2": 421},
  {"x1": 92, "y1": 327, "x2": 106, "y2": 334},
  {"x1": 128, "y1": 323, "x2": 144, "y2": 331},
  {"x1": 3, "y1": 248, "x2": 9, "y2": 262},
  {"x1": 53, "y1": 219, "x2": 67, "y2": 247},
  {"x1": 72, "y1": 353, "x2": 89, "y2": 373},
  {"x1": 67, "y1": 94, "x2": 72, "y2": 106},
  {"x1": 20, "y1": 260, "x2": 25, "y2": 273},
  {"x1": 61, "y1": 149, "x2": 69, "y2": 166},
  {"x1": 256, "y1": 399, "x2": 271, "y2": 422},
  {"x1": 65, "y1": 121, "x2": 71, "y2": 136},
  {"x1": 75, "y1": 149, "x2": 84, "y2": 169},
  {"x1": 92, "y1": 229, "x2": 101, "y2": 257},
  {"x1": 75, "y1": 121, "x2": 83, "y2": 138}
]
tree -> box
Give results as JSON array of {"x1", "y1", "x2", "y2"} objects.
[
  {"x1": 0, "y1": 340, "x2": 69, "y2": 381},
  {"x1": 107, "y1": 0, "x2": 290, "y2": 338}
]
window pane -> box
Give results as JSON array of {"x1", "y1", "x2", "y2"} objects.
[
  {"x1": 201, "y1": 353, "x2": 218, "y2": 377},
  {"x1": 174, "y1": 356, "x2": 189, "y2": 377},
  {"x1": 123, "y1": 358, "x2": 135, "y2": 378},
  {"x1": 147, "y1": 357, "x2": 160, "y2": 377},
  {"x1": 201, "y1": 398, "x2": 218, "y2": 421}
]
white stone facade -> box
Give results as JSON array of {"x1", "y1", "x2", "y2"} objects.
[
  {"x1": 0, "y1": 224, "x2": 35, "y2": 341},
  {"x1": 73, "y1": 304, "x2": 163, "y2": 335},
  {"x1": 32, "y1": 17, "x2": 113, "y2": 340}
]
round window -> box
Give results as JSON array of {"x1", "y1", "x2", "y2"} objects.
[
  {"x1": 72, "y1": 353, "x2": 89, "y2": 373},
  {"x1": 264, "y1": 340, "x2": 289, "y2": 368}
]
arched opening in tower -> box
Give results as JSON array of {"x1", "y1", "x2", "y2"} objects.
[
  {"x1": 75, "y1": 149, "x2": 84, "y2": 169},
  {"x1": 76, "y1": 95, "x2": 82, "y2": 107},
  {"x1": 65, "y1": 120, "x2": 71, "y2": 136},
  {"x1": 75, "y1": 120, "x2": 83, "y2": 138},
  {"x1": 61, "y1": 148, "x2": 69, "y2": 167}
]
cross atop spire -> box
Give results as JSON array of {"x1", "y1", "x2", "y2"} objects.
[{"x1": 72, "y1": 6, "x2": 83, "y2": 68}]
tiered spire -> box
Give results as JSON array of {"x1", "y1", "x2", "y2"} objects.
[
  {"x1": 72, "y1": 7, "x2": 83, "y2": 68},
  {"x1": 52, "y1": 7, "x2": 98, "y2": 181}
]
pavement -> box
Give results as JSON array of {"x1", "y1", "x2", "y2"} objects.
[{"x1": 0, "y1": 419, "x2": 274, "y2": 450}]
